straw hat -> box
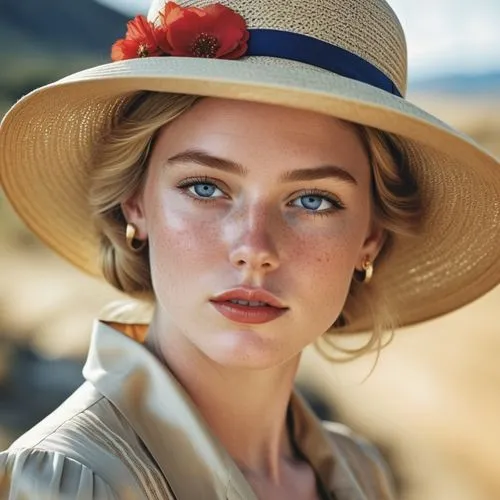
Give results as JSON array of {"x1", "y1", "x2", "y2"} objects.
[{"x1": 1, "y1": 0, "x2": 499, "y2": 333}]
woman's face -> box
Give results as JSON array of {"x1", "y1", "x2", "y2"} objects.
[{"x1": 125, "y1": 97, "x2": 383, "y2": 369}]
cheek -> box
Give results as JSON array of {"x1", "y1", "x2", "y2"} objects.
[
  {"x1": 286, "y1": 217, "x2": 367, "y2": 319},
  {"x1": 291, "y1": 215, "x2": 364, "y2": 272},
  {"x1": 143, "y1": 191, "x2": 224, "y2": 292},
  {"x1": 293, "y1": 237, "x2": 355, "y2": 300}
]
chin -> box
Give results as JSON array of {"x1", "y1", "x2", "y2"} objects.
[{"x1": 202, "y1": 329, "x2": 292, "y2": 370}]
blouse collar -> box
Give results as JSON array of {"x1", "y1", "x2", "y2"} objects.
[{"x1": 82, "y1": 319, "x2": 349, "y2": 499}]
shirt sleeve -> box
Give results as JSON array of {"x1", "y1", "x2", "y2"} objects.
[{"x1": 0, "y1": 448, "x2": 118, "y2": 500}]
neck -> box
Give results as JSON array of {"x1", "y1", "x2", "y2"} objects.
[{"x1": 145, "y1": 314, "x2": 301, "y2": 482}]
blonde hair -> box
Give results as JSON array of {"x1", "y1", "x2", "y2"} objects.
[{"x1": 89, "y1": 91, "x2": 421, "y2": 359}]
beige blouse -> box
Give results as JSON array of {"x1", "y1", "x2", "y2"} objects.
[{"x1": 0, "y1": 320, "x2": 396, "y2": 499}]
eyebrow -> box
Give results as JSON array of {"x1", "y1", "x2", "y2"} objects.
[{"x1": 166, "y1": 149, "x2": 358, "y2": 185}]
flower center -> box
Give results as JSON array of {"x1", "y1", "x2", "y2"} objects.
[
  {"x1": 137, "y1": 43, "x2": 149, "y2": 57},
  {"x1": 190, "y1": 32, "x2": 220, "y2": 58}
]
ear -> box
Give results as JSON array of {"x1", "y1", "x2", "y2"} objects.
[
  {"x1": 121, "y1": 190, "x2": 148, "y2": 240},
  {"x1": 356, "y1": 222, "x2": 387, "y2": 270}
]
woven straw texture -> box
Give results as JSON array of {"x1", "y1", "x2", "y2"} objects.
[
  {"x1": 1, "y1": 0, "x2": 499, "y2": 333},
  {"x1": 148, "y1": 0, "x2": 408, "y2": 96}
]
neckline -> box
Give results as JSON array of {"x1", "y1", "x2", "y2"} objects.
[{"x1": 85, "y1": 320, "x2": 338, "y2": 499}]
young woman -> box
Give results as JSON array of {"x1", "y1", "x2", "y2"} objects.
[{"x1": 0, "y1": 0, "x2": 499, "y2": 498}]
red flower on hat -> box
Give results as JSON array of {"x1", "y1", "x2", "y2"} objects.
[
  {"x1": 111, "y1": 2, "x2": 249, "y2": 62},
  {"x1": 159, "y1": 2, "x2": 249, "y2": 59},
  {"x1": 111, "y1": 15, "x2": 167, "y2": 61}
]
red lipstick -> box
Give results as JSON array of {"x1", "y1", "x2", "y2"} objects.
[{"x1": 210, "y1": 286, "x2": 288, "y2": 324}]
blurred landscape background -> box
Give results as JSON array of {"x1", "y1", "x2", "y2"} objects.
[{"x1": 0, "y1": 1, "x2": 499, "y2": 499}]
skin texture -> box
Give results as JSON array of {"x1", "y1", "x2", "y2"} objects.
[{"x1": 123, "y1": 97, "x2": 384, "y2": 498}]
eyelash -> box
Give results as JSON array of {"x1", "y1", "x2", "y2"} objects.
[{"x1": 176, "y1": 176, "x2": 346, "y2": 216}]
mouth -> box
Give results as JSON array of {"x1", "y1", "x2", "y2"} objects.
[
  {"x1": 209, "y1": 299, "x2": 288, "y2": 324},
  {"x1": 209, "y1": 286, "x2": 289, "y2": 324},
  {"x1": 224, "y1": 299, "x2": 274, "y2": 307},
  {"x1": 210, "y1": 286, "x2": 288, "y2": 309}
]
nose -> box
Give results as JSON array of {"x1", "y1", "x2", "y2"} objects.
[{"x1": 227, "y1": 204, "x2": 281, "y2": 274}]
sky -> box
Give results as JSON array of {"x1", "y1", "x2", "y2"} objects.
[{"x1": 97, "y1": 0, "x2": 500, "y2": 79}]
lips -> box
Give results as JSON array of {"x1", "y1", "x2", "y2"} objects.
[
  {"x1": 210, "y1": 286, "x2": 288, "y2": 310},
  {"x1": 210, "y1": 289, "x2": 288, "y2": 324}
]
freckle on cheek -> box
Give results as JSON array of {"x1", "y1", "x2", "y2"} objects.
[{"x1": 158, "y1": 224, "x2": 216, "y2": 262}]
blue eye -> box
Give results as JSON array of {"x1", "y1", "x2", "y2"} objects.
[
  {"x1": 191, "y1": 183, "x2": 220, "y2": 198},
  {"x1": 298, "y1": 195, "x2": 326, "y2": 211},
  {"x1": 177, "y1": 177, "x2": 226, "y2": 200},
  {"x1": 291, "y1": 191, "x2": 345, "y2": 213}
]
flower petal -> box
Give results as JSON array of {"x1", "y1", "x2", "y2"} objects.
[
  {"x1": 111, "y1": 39, "x2": 140, "y2": 61},
  {"x1": 220, "y1": 41, "x2": 248, "y2": 59},
  {"x1": 199, "y1": 5, "x2": 248, "y2": 58},
  {"x1": 126, "y1": 15, "x2": 152, "y2": 40},
  {"x1": 214, "y1": 27, "x2": 246, "y2": 57},
  {"x1": 160, "y1": 2, "x2": 185, "y2": 25},
  {"x1": 112, "y1": 1, "x2": 248, "y2": 60},
  {"x1": 160, "y1": 1, "x2": 207, "y2": 27},
  {"x1": 155, "y1": 28, "x2": 174, "y2": 54},
  {"x1": 166, "y1": 10, "x2": 207, "y2": 54}
]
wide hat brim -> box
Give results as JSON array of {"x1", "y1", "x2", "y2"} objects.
[{"x1": 1, "y1": 55, "x2": 499, "y2": 333}]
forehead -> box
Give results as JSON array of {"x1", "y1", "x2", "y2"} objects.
[
  {"x1": 165, "y1": 97, "x2": 357, "y2": 139},
  {"x1": 152, "y1": 97, "x2": 369, "y2": 176}
]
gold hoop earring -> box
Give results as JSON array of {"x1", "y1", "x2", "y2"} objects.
[
  {"x1": 361, "y1": 256, "x2": 374, "y2": 284},
  {"x1": 126, "y1": 223, "x2": 147, "y2": 252}
]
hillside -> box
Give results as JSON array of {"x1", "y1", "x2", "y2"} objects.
[
  {"x1": 0, "y1": 0, "x2": 127, "y2": 57},
  {"x1": 0, "y1": 0, "x2": 127, "y2": 108}
]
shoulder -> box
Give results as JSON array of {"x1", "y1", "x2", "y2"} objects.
[
  {"x1": 0, "y1": 382, "x2": 166, "y2": 500},
  {"x1": 0, "y1": 447, "x2": 117, "y2": 499},
  {"x1": 322, "y1": 421, "x2": 397, "y2": 500}
]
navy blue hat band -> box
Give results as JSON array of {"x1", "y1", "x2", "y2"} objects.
[{"x1": 246, "y1": 29, "x2": 402, "y2": 98}]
